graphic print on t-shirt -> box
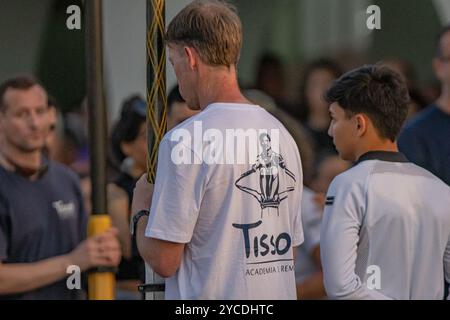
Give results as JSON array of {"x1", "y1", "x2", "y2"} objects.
[
  {"x1": 233, "y1": 133, "x2": 297, "y2": 276},
  {"x1": 235, "y1": 133, "x2": 296, "y2": 218}
]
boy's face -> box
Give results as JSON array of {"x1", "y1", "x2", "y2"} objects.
[{"x1": 328, "y1": 102, "x2": 359, "y2": 162}]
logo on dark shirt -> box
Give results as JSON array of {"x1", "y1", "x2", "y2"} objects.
[{"x1": 52, "y1": 200, "x2": 76, "y2": 219}]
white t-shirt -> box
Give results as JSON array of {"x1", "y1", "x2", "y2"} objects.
[
  {"x1": 295, "y1": 187, "x2": 322, "y2": 284},
  {"x1": 320, "y1": 151, "x2": 450, "y2": 300},
  {"x1": 145, "y1": 103, "x2": 304, "y2": 299}
]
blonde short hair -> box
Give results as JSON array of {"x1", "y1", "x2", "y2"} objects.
[{"x1": 166, "y1": 0, "x2": 242, "y2": 67}]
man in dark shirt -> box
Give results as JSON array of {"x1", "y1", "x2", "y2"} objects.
[
  {"x1": 398, "y1": 25, "x2": 450, "y2": 186},
  {"x1": 0, "y1": 76, "x2": 121, "y2": 299},
  {"x1": 398, "y1": 25, "x2": 450, "y2": 299}
]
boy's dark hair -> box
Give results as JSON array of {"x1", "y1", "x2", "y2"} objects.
[
  {"x1": 325, "y1": 64, "x2": 410, "y2": 142},
  {"x1": 0, "y1": 75, "x2": 43, "y2": 111}
]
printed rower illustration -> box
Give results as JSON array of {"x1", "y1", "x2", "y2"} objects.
[{"x1": 235, "y1": 133, "x2": 296, "y2": 217}]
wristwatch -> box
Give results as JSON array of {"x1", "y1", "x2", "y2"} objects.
[{"x1": 130, "y1": 209, "x2": 150, "y2": 236}]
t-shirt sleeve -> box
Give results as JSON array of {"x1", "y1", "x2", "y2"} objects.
[
  {"x1": 0, "y1": 194, "x2": 10, "y2": 262},
  {"x1": 145, "y1": 138, "x2": 206, "y2": 243},
  {"x1": 320, "y1": 175, "x2": 391, "y2": 300}
]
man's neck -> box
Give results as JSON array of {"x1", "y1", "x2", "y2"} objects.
[
  {"x1": 198, "y1": 66, "x2": 252, "y2": 110},
  {"x1": 0, "y1": 143, "x2": 42, "y2": 173}
]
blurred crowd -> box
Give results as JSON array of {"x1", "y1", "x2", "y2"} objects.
[{"x1": 0, "y1": 35, "x2": 447, "y2": 299}]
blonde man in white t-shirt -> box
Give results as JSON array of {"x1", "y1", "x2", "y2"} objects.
[{"x1": 131, "y1": 0, "x2": 304, "y2": 299}]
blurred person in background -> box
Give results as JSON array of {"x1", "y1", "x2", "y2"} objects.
[
  {"x1": 45, "y1": 96, "x2": 92, "y2": 215},
  {"x1": 382, "y1": 58, "x2": 427, "y2": 121},
  {"x1": 382, "y1": 58, "x2": 418, "y2": 91},
  {"x1": 166, "y1": 85, "x2": 200, "y2": 131},
  {"x1": 398, "y1": 27, "x2": 450, "y2": 298},
  {"x1": 255, "y1": 52, "x2": 297, "y2": 117},
  {"x1": 64, "y1": 109, "x2": 90, "y2": 178},
  {"x1": 399, "y1": 26, "x2": 450, "y2": 187},
  {"x1": 295, "y1": 155, "x2": 350, "y2": 300},
  {"x1": 44, "y1": 95, "x2": 63, "y2": 160},
  {"x1": 405, "y1": 88, "x2": 428, "y2": 121},
  {"x1": 109, "y1": 95, "x2": 148, "y2": 299},
  {"x1": 298, "y1": 58, "x2": 342, "y2": 163},
  {"x1": 0, "y1": 75, "x2": 120, "y2": 299}
]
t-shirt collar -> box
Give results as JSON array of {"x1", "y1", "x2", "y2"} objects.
[
  {"x1": 356, "y1": 151, "x2": 409, "y2": 165},
  {"x1": 0, "y1": 152, "x2": 49, "y2": 179},
  {"x1": 204, "y1": 102, "x2": 259, "y2": 111}
]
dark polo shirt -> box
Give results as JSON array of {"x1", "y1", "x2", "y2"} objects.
[{"x1": 0, "y1": 159, "x2": 87, "y2": 299}]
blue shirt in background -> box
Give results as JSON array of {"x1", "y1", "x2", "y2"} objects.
[{"x1": 398, "y1": 105, "x2": 450, "y2": 186}]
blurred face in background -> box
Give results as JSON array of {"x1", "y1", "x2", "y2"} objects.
[
  {"x1": 305, "y1": 68, "x2": 337, "y2": 116},
  {"x1": 167, "y1": 100, "x2": 199, "y2": 131},
  {"x1": 121, "y1": 121, "x2": 147, "y2": 172},
  {"x1": 434, "y1": 31, "x2": 450, "y2": 88},
  {"x1": 257, "y1": 63, "x2": 284, "y2": 100},
  {"x1": 45, "y1": 105, "x2": 59, "y2": 158},
  {"x1": 310, "y1": 154, "x2": 351, "y2": 211},
  {"x1": 312, "y1": 155, "x2": 351, "y2": 193},
  {"x1": 0, "y1": 85, "x2": 49, "y2": 153}
]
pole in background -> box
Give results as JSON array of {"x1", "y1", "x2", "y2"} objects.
[
  {"x1": 143, "y1": 0, "x2": 167, "y2": 300},
  {"x1": 85, "y1": 0, "x2": 115, "y2": 300}
]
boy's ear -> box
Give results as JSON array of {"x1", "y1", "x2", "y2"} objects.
[{"x1": 354, "y1": 114, "x2": 368, "y2": 137}]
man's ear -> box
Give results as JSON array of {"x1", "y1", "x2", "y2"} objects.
[
  {"x1": 354, "y1": 114, "x2": 368, "y2": 138},
  {"x1": 184, "y1": 47, "x2": 198, "y2": 70}
]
